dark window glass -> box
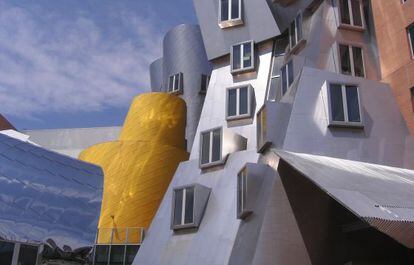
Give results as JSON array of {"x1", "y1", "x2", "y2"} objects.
[
  {"x1": 239, "y1": 86, "x2": 248, "y2": 115},
  {"x1": 174, "y1": 189, "x2": 183, "y2": 225},
  {"x1": 352, "y1": 46, "x2": 365, "y2": 77},
  {"x1": 340, "y1": 0, "x2": 351, "y2": 25},
  {"x1": 243, "y1": 43, "x2": 252, "y2": 68},
  {"x1": 221, "y1": 0, "x2": 229, "y2": 21},
  {"x1": 94, "y1": 245, "x2": 110, "y2": 265},
  {"x1": 350, "y1": 0, "x2": 362, "y2": 27},
  {"x1": 110, "y1": 245, "x2": 125, "y2": 265},
  {"x1": 233, "y1": 45, "x2": 241, "y2": 70},
  {"x1": 289, "y1": 21, "x2": 296, "y2": 47},
  {"x1": 0, "y1": 241, "x2": 14, "y2": 265},
  {"x1": 231, "y1": 0, "x2": 239, "y2": 19},
  {"x1": 330, "y1": 84, "x2": 345, "y2": 122},
  {"x1": 346, "y1": 85, "x2": 361, "y2": 122},
  {"x1": 184, "y1": 188, "x2": 194, "y2": 224},
  {"x1": 268, "y1": 77, "x2": 280, "y2": 101},
  {"x1": 125, "y1": 245, "x2": 139, "y2": 265},
  {"x1": 201, "y1": 132, "x2": 210, "y2": 165},
  {"x1": 201, "y1": 75, "x2": 207, "y2": 93},
  {"x1": 174, "y1": 74, "x2": 180, "y2": 91},
  {"x1": 296, "y1": 14, "x2": 303, "y2": 41},
  {"x1": 281, "y1": 65, "x2": 287, "y2": 95},
  {"x1": 212, "y1": 129, "x2": 221, "y2": 162},
  {"x1": 408, "y1": 25, "x2": 414, "y2": 56},
  {"x1": 340, "y1": 44, "x2": 352, "y2": 75},
  {"x1": 168, "y1": 76, "x2": 174, "y2": 92},
  {"x1": 287, "y1": 61, "x2": 294, "y2": 86},
  {"x1": 18, "y1": 244, "x2": 38, "y2": 265},
  {"x1": 228, "y1": 89, "x2": 237, "y2": 117}
]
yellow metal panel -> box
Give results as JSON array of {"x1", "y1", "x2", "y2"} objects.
[{"x1": 79, "y1": 93, "x2": 188, "y2": 244}]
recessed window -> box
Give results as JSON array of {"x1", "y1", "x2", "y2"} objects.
[
  {"x1": 219, "y1": 0, "x2": 243, "y2": 28},
  {"x1": 200, "y1": 74, "x2": 210, "y2": 94},
  {"x1": 408, "y1": 24, "x2": 414, "y2": 58},
  {"x1": 280, "y1": 60, "x2": 294, "y2": 96},
  {"x1": 339, "y1": 0, "x2": 364, "y2": 28},
  {"x1": 200, "y1": 128, "x2": 222, "y2": 167},
  {"x1": 289, "y1": 13, "x2": 303, "y2": 50},
  {"x1": 173, "y1": 186, "x2": 195, "y2": 227},
  {"x1": 328, "y1": 83, "x2": 363, "y2": 127},
  {"x1": 339, "y1": 44, "x2": 365, "y2": 77},
  {"x1": 226, "y1": 85, "x2": 253, "y2": 120},
  {"x1": 168, "y1": 73, "x2": 183, "y2": 94},
  {"x1": 237, "y1": 167, "x2": 250, "y2": 219},
  {"x1": 231, "y1": 41, "x2": 255, "y2": 74},
  {"x1": 257, "y1": 106, "x2": 269, "y2": 152}
]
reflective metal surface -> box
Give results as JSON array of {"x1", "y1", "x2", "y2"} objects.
[{"x1": 0, "y1": 133, "x2": 103, "y2": 249}]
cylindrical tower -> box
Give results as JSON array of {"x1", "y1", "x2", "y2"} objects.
[{"x1": 149, "y1": 58, "x2": 163, "y2": 92}]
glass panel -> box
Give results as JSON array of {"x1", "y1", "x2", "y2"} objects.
[
  {"x1": 184, "y1": 187, "x2": 194, "y2": 224},
  {"x1": 352, "y1": 46, "x2": 365, "y2": 77},
  {"x1": 174, "y1": 189, "x2": 183, "y2": 225},
  {"x1": 109, "y1": 245, "x2": 125, "y2": 265},
  {"x1": 18, "y1": 244, "x2": 38, "y2": 265},
  {"x1": 221, "y1": 0, "x2": 229, "y2": 21},
  {"x1": 330, "y1": 84, "x2": 345, "y2": 122},
  {"x1": 243, "y1": 42, "x2": 252, "y2": 68},
  {"x1": 288, "y1": 61, "x2": 294, "y2": 87},
  {"x1": 0, "y1": 241, "x2": 14, "y2": 265},
  {"x1": 125, "y1": 245, "x2": 139, "y2": 265},
  {"x1": 174, "y1": 74, "x2": 180, "y2": 91},
  {"x1": 231, "y1": 0, "x2": 239, "y2": 19},
  {"x1": 295, "y1": 14, "x2": 302, "y2": 42},
  {"x1": 409, "y1": 25, "x2": 414, "y2": 55},
  {"x1": 281, "y1": 65, "x2": 287, "y2": 96},
  {"x1": 239, "y1": 86, "x2": 248, "y2": 115},
  {"x1": 232, "y1": 45, "x2": 241, "y2": 70},
  {"x1": 94, "y1": 245, "x2": 110, "y2": 265},
  {"x1": 289, "y1": 21, "x2": 296, "y2": 47},
  {"x1": 346, "y1": 85, "x2": 361, "y2": 122},
  {"x1": 212, "y1": 129, "x2": 221, "y2": 162},
  {"x1": 201, "y1": 132, "x2": 210, "y2": 164},
  {"x1": 268, "y1": 77, "x2": 280, "y2": 101},
  {"x1": 228, "y1": 89, "x2": 237, "y2": 117},
  {"x1": 339, "y1": 45, "x2": 352, "y2": 75},
  {"x1": 350, "y1": 0, "x2": 362, "y2": 27},
  {"x1": 340, "y1": 0, "x2": 351, "y2": 25},
  {"x1": 168, "y1": 76, "x2": 174, "y2": 92}
]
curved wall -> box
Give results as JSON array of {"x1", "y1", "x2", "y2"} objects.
[
  {"x1": 162, "y1": 24, "x2": 212, "y2": 151},
  {"x1": 150, "y1": 58, "x2": 164, "y2": 92}
]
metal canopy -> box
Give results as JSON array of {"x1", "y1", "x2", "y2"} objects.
[
  {"x1": 0, "y1": 133, "x2": 103, "y2": 249},
  {"x1": 275, "y1": 149, "x2": 414, "y2": 249}
]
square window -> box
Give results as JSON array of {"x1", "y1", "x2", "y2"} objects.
[
  {"x1": 168, "y1": 73, "x2": 183, "y2": 94},
  {"x1": 200, "y1": 74, "x2": 210, "y2": 94},
  {"x1": 408, "y1": 24, "x2": 414, "y2": 58},
  {"x1": 219, "y1": 0, "x2": 243, "y2": 28},
  {"x1": 257, "y1": 106, "x2": 269, "y2": 152},
  {"x1": 200, "y1": 128, "x2": 222, "y2": 167},
  {"x1": 173, "y1": 187, "x2": 195, "y2": 227},
  {"x1": 231, "y1": 41, "x2": 255, "y2": 74},
  {"x1": 237, "y1": 167, "x2": 249, "y2": 219},
  {"x1": 339, "y1": 44, "x2": 365, "y2": 77},
  {"x1": 289, "y1": 13, "x2": 303, "y2": 50},
  {"x1": 280, "y1": 60, "x2": 294, "y2": 96},
  {"x1": 226, "y1": 85, "x2": 253, "y2": 120},
  {"x1": 328, "y1": 83, "x2": 363, "y2": 127},
  {"x1": 339, "y1": 0, "x2": 364, "y2": 29}
]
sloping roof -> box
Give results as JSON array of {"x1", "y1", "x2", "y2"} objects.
[
  {"x1": 0, "y1": 133, "x2": 103, "y2": 248},
  {"x1": 275, "y1": 150, "x2": 414, "y2": 248},
  {"x1": 0, "y1": 114, "x2": 15, "y2": 131}
]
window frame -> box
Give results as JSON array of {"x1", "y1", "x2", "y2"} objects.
[
  {"x1": 199, "y1": 127, "x2": 223, "y2": 169},
  {"x1": 0, "y1": 240, "x2": 41, "y2": 265},
  {"x1": 218, "y1": 0, "x2": 243, "y2": 29},
  {"x1": 337, "y1": 43, "x2": 366, "y2": 78},
  {"x1": 200, "y1": 74, "x2": 210, "y2": 94},
  {"x1": 167, "y1": 73, "x2": 183, "y2": 94},
  {"x1": 226, "y1": 84, "x2": 253, "y2": 121},
  {"x1": 288, "y1": 13, "x2": 304, "y2": 52},
  {"x1": 230, "y1": 40, "x2": 256, "y2": 75},
  {"x1": 408, "y1": 24, "x2": 414, "y2": 59},
  {"x1": 256, "y1": 105, "x2": 270, "y2": 153},
  {"x1": 171, "y1": 185, "x2": 196, "y2": 229},
  {"x1": 326, "y1": 82, "x2": 364, "y2": 128},
  {"x1": 338, "y1": 0, "x2": 365, "y2": 31},
  {"x1": 280, "y1": 60, "x2": 294, "y2": 97},
  {"x1": 237, "y1": 167, "x2": 251, "y2": 219}
]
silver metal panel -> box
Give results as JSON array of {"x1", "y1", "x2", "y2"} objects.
[
  {"x1": 0, "y1": 134, "x2": 103, "y2": 249},
  {"x1": 150, "y1": 58, "x2": 164, "y2": 92}
]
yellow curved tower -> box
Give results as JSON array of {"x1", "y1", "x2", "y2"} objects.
[{"x1": 79, "y1": 93, "x2": 188, "y2": 243}]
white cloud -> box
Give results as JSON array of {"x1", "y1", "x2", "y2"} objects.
[{"x1": 0, "y1": 3, "x2": 163, "y2": 118}]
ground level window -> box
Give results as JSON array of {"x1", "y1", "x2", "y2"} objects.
[{"x1": 328, "y1": 83, "x2": 362, "y2": 127}]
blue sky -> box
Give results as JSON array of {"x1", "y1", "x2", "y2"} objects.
[{"x1": 0, "y1": 0, "x2": 197, "y2": 130}]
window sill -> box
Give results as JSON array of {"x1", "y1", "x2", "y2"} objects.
[
  {"x1": 219, "y1": 18, "x2": 244, "y2": 29},
  {"x1": 338, "y1": 24, "x2": 365, "y2": 32},
  {"x1": 288, "y1": 39, "x2": 306, "y2": 55},
  {"x1": 231, "y1": 66, "x2": 256, "y2": 75},
  {"x1": 171, "y1": 223, "x2": 197, "y2": 231},
  {"x1": 328, "y1": 122, "x2": 364, "y2": 129},
  {"x1": 226, "y1": 113, "x2": 253, "y2": 122},
  {"x1": 199, "y1": 156, "x2": 228, "y2": 170},
  {"x1": 168, "y1": 90, "x2": 183, "y2": 95}
]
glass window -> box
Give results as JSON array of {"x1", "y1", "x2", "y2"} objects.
[
  {"x1": 408, "y1": 24, "x2": 414, "y2": 57},
  {"x1": 339, "y1": 44, "x2": 365, "y2": 77},
  {"x1": 340, "y1": 0, "x2": 363, "y2": 28},
  {"x1": 280, "y1": 60, "x2": 294, "y2": 96},
  {"x1": 173, "y1": 187, "x2": 195, "y2": 226},
  {"x1": 125, "y1": 246, "x2": 139, "y2": 265},
  {"x1": 221, "y1": 0, "x2": 229, "y2": 21},
  {"x1": 237, "y1": 167, "x2": 249, "y2": 219},
  {"x1": 0, "y1": 241, "x2": 14, "y2": 265},
  {"x1": 110, "y1": 245, "x2": 125, "y2": 265},
  {"x1": 257, "y1": 107, "x2": 268, "y2": 152},
  {"x1": 227, "y1": 86, "x2": 251, "y2": 120},
  {"x1": 168, "y1": 73, "x2": 182, "y2": 93},
  {"x1": 200, "y1": 74, "x2": 210, "y2": 94},
  {"x1": 94, "y1": 245, "x2": 110, "y2": 265},
  {"x1": 219, "y1": 0, "x2": 241, "y2": 23},
  {"x1": 329, "y1": 83, "x2": 362, "y2": 126},
  {"x1": 289, "y1": 13, "x2": 303, "y2": 49},
  {"x1": 231, "y1": 41, "x2": 255, "y2": 73},
  {"x1": 18, "y1": 244, "x2": 38, "y2": 265},
  {"x1": 200, "y1": 128, "x2": 222, "y2": 166}
]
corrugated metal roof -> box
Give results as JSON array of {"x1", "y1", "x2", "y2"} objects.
[
  {"x1": 0, "y1": 133, "x2": 103, "y2": 248},
  {"x1": 275, "y1": 149, "x2": 414, "y2": 248}
]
